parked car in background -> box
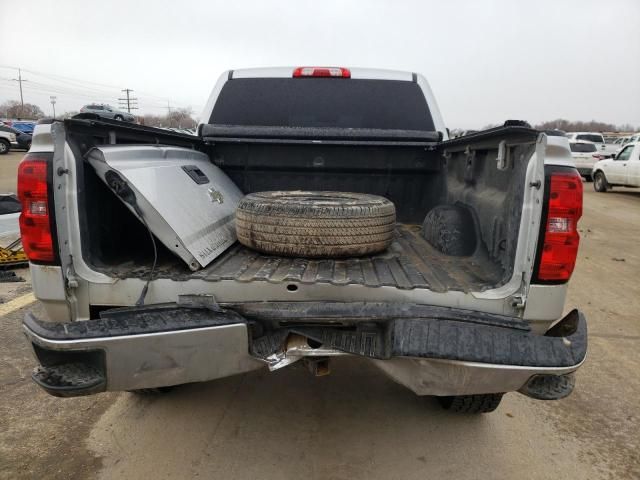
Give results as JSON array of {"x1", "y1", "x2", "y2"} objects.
[
  {"x1": 611, "y1": 134, "x2": 640, "y2": 154},
  {"x1": 592, "y1": 142, "x2": 640, "y2": 191},
  {"x1": 15, "y1": 131, "x2": 32, "y2": 150},
  {"x1": 0, "y1": 127, "x2": 16, "y2": 154},
  {"x1": 566, "y1": 132, "x2": 616, "y2": 156},
  {"x1": 612, "y1": 137, "x2": 629, "y2": 147},
  {"x1": 570, "y1": 141, "x2": 606, "y2": 180},
  {"x1": 79, "y1": 104, "x2": 136, "y2": 122},
  {"x1": 10, "y1": 121, "x2": 36, "y2": 134},
  {"x1": 625, "y1": 133, "x2": 640, "y2": 144},
  {"x1": 0, "y1": 125, "x2": 31, "y2": 151}
]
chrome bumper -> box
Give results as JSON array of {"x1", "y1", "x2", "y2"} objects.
[
  {"x1": 372, "y1": 356, "x2": 583, "y2": 396},
  {"x1": 23, "y1": 305, "x2": 587, "y2": 398},
  {"x1": 23, "y1": 309, "x2": 263, "y2": 395}
]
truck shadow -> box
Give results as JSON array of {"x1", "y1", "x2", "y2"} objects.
[{"x1": 88, "y1": 357, "x2": 542, "y2": 479}]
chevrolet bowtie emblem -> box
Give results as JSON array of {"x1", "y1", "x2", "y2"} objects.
[{"x1": 207, "y1": 188, "x2": 224, "y2": 204}]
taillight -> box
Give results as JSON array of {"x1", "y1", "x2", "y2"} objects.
[
  {"x1": 17, "y1": 154, "x2": 56, "y2": 263},
  {"x1": 536, "y1": 170, "x2": 583, "y2": 282},
  {"x1": 293, "y1": 66, "x2": 351, "y2": 78}
]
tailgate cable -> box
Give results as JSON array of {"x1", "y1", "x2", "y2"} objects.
[
  {"x1": 133, "y1": 210, "x2": 158, "y2": 306},
  {"x1": 101, "y1": 169, "x2": 158, "y2": 306}
]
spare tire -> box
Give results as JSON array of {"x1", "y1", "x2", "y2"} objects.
[{"x1": 235, "y1": 191, "x2": 395, "y2": 257}]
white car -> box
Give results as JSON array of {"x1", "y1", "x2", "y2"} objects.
[
  {"x1": 566, "y1": 132, "x2": 616, "y2": 156},
  {"x1": 570, "y1": 141, "x2": 606, "y2": 180},
  {"x1": 592, "y1": 142, "x2": 640, "y2": 191},
  {"x1": 0, "y1": 127, "x2": 16, "y2": 154}
]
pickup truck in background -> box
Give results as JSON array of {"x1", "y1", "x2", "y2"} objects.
[
  {"x1": 18, "y1": 67, "x2": 586, "y2": 414},
  {"x1": 566, "y1": 131, "x2": 617, "y2": 157},
  {"x1": 593, "y1": 142, "x2": 640, "y2": 191}
]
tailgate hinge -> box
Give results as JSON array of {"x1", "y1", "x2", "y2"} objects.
[
  {"x1": 510, "y1": 292, "x2": 526, "y2": 310},
  {"x1": 496, "y1": 140, "x2": 511, "y2": 170}
]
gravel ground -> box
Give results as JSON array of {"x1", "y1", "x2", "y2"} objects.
[{"x1": 0, "y1": 184, "x2": 638, "y2": 480}]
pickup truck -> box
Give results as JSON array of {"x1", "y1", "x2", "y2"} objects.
[
  {"x1": 593, "y1": 141, "x2": 640, "y2": 191},
  {"x1": 18, "y1": 67, "x2": 587, "y2": 414}
]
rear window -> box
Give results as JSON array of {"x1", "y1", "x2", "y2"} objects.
[
  {"x1": 209, "y1": 78, "x2": 435, "y2": 131},
  {"x1": 575, "y1": 134, "x2": 604, "y2": 143},
  {"x1": 570, "y1": 142, "x2": 597, "y2": 153}
]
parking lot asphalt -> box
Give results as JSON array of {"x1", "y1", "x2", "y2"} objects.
[{"x1": 0, "y1": 184, "x2": 638, "y2": 480}]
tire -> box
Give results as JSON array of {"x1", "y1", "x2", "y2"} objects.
[
  {"x1": 0, "y1": 139, "x2": 9, "y2": 154},
  {"x1": 235, "y1": 191, "x2": 396, "y2": 257},
  {"x1": 437, "y1": 393, "x2": 504, "y2": 413},
  {"x1": 114, "y1": 115, "x2": 124, "y2": 121},
  {"x1": 593, "y1": 171, "x2": 609, "y2": 192},
  {"x1": 422, "y1": 205, "x2": 477, "y2": 256}
]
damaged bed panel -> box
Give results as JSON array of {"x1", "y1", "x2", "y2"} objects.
[{"x1": 88, "y1": 145, "x2": 243, "y2": 270}]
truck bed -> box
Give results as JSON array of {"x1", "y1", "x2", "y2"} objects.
[{"x1": 162, "y1": 224, "x2": 504, "y2": 292}]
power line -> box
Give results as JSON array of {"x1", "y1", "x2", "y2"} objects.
[
  {"x1": 118, "y1": 88, "x2": 138, "y2": 113},
  {"x1": 11, "y1": 68, "x2": 28, "y2": 116},
  {"x1": 0, "y1": 66, "x2": 202, "y2": 115}
]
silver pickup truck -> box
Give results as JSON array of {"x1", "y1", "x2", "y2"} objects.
[{"x1": 18, "y1": 67, "x2": 586, "y2": 413}]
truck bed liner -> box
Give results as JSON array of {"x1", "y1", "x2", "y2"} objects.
[{"x1": 195, "y1": 224, "x2": 504, "y2": 292}]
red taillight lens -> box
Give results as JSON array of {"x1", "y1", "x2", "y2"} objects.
[
  {"x1": 536, "y1": 171, "x2": 583, "y2": 281},
  {"x1": 17, "y1": 155, "x2": 55, "y2": 262},
  {"x1": 293, "y1": 66, "x2": 351, "y2": 78}
]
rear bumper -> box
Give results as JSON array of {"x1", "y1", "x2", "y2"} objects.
[{"x1": 23, "y1": 305, "x2": 587, "y2": 398}]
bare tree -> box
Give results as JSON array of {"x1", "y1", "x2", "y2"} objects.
[
  {"x1": 0, "y1": 100, "x2": 45, "y2": 120},
  {"x1": 167, "y1": 107, "x2": 197, "y2": 129},
  {"x1": 141, "y1": 109, "x2": 197, "y2": 129},
  {"x1": 535, "y1": 119, "x2": 638, "y2": 132}
]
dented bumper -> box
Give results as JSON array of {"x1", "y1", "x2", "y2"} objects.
[{"x1": 23, "y1": 304, "x2": 587, "y2": 398}]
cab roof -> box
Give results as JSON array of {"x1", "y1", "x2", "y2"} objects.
[{"x1": 230, "y1": 67, "x2": 414, "y2": 82}]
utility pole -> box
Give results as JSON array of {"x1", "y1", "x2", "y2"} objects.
[
  {"x1": 165, "y1": 101, "x2": 172, "y2": 127},
  {"x1": 118, "y1": 88, "x2": 138, "y2": 113},
  {"x1": 50, "y1": 96, "x2": 57, "y2": 118},
  {"x1": 11, "y1": 68, "x2": 27, "y2": 118}
]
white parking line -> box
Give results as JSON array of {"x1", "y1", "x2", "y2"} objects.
[{"x1": 0, "y1": 292, "x2": 36, "y2": 317}]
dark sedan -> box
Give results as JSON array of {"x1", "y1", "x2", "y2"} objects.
[{"x1": 0, "y1": 125, "x2": 32, "y2": 150}]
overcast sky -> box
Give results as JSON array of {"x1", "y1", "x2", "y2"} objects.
[{"x1": 1, "y1": 0, "x2": 638, "y2": 128}]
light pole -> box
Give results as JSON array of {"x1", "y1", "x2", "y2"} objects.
[{"x1": 50, "y1": 96, "x2": 57, "y2": 118}]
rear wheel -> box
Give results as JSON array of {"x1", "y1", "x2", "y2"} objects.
[
  {"x1": 437, "y1": 393, "x2": 504, "y2": 413},
  {"x1": 114, "y1": 114, "x2": 124, "y2": 121},
  {"x1": 0, "y1": 139, "x2": 9, "y2": 154},
  {"x1": 593, "y1": 171, "x2": 609, "y2": 192}
]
